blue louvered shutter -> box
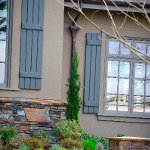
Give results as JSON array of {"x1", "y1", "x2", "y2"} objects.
[
  {"x1": 83, "y1": 33, "x2": 102, "y2": 113},
  {"x1": 19, "y1": 0, "x2": 45, "y2": 89}
]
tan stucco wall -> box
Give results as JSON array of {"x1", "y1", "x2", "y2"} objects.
[
  {"x1": 62, "y1": 8, "x2": 150, "y2": 138},
  {"x1": 0, "y1": 0, "x2": 64, "y2": 99}
]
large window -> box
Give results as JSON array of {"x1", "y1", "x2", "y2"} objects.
[
  {"x1": 0, "y1": 0, "x2": 12, "y2": 88},
  {"x1": 105, "y1": 39, "x2": 150, "y2": 117}
]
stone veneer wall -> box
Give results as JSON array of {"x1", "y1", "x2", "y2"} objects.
[
  {"x1": 108, "y1": 137, "x2": 150, "y2": 150},
  {"x1": 0, "y1": 97, "x2": 66, "y2": 143}
]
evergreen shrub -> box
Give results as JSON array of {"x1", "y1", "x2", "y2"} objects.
[
  {"x1": 66, "y1": 50, "x2": 82, "y2": 121},
  {"x1": 55, "y1": 120, "x2": 82, "y2": 141}
]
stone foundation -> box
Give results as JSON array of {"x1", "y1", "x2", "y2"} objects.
[
  {"x1": 108, "y1": 137, "x2": 150, "y2": 150},
  {"x1": 0, "y1": 97, "x2": 66, "y2": 143}
]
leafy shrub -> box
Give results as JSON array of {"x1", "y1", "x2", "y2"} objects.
[
  {"x1": 81, "y1": 132, "x2": 99, "y2": 143},
  {"x1": 33, "y1": 130, "x2": 50, "y2": 146},
  {"x1": 117, "y1": 133, "x2": 127, "y2": 137},
  {"x1": 82, "y1": 139, "x2": 97, "y2": 150},
  {"x1": 61, "y1": 138, "x2": 82, "y2": 149},
  {"x1": 99, "y1": 137, "x2": 108, "y2": 149},
  {"x1": 21, "y1": 138, "x2": 42, "y2": 150},
  {"x1": 50, "y1": 144, "x2": 62, "y2": 150},
  {"x1": 0, "y1": 126, "x2": 17, "y2": 146},
  {"x1": 36, "y1": 148, "x2": 45, "y2": 150},
  {"x1": 20, "y1": 144, "x2": 31, "y2": 150},
  {"x1": 55, "y1": 120, "x2": 82, "y2": 141},
  {"x1": 81, "y1": 132, "x2": 108, "y2": 149}
]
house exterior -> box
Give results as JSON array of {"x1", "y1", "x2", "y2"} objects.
[{"x1": 0, "y1": 0, "x2": 150, "y2": 140}]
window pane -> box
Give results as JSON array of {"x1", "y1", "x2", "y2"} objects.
[
  {"x1": 145, "y1": 97, "x2": 150, "y2": 113},
  {"x1": 106, "y1": 94, "x2": 117, "y2": 111},
  {"x1": 108, "y1": 41, "x2": 119, "y2": 54},
  {"x1": 0, "y1": 40, "x2": 6, "y2": 61},
  {"x1": 120, "y1": 62, "x2": 130, "y2": 78},
  {"x1": 0, "y1": 18, "x2": 7, "y2": 39},
  {"x1": 0, "y1": 63, "x2": 5, "y2": 83},
  {"x1": 120, "y1": 41, "x2": 131, "y2": 55},
  {"x1": 133, "y1": 96, "x2": 144, "y2": 112},
  {"x1": 0, "y1": 0, "x2": 7, "y2": 17},
  {"x1": 136, "y1": 42, "x2": 146, "y2": 56},
  {"x1": 107, "y1": 78, "x2": 118, "y2": 94},
  {"x1": 107, "y1": 61, "x2": 118, "y2": 77},
  {"x1": 147, "y1": 44, "x2": 150, "y2": 56},
  {"x1": 134, "y1": 79, "x2": 144, "y2": 95},
  {"x1": 118, "y1": 95, "x2": 128, "y2": 111},
  {"x1": 135, "y1": 63, "x2": 145, "y2": 78},
  {"x1": 146, "y1": 80, "x2": 150, "y2": 96},
  {"x1": 147, "y1": 65, "x2": 150, "y2": 79},
  {"x1": 119, "y1": 79, "x2": 129, "y2": 94}
]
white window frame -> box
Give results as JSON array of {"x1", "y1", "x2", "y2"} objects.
[
  {"x1": 0, "y1": 0, "x2": 13, "y2": 88},
  {"x1": 104, "y1": 38, "x2": 150, "y2": 118}
]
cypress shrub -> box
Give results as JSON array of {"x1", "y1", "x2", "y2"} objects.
[{"x1": 66, "y1": 50, "x2": 82, "y2": 121}]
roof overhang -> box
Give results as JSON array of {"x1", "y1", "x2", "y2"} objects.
[{"x1": 64, "y1": 0, "x2": 150, "y2": 13}]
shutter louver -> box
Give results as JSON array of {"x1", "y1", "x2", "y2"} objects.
[
  {"x1": 83, "y1": 33, "x2": 102, "y2": 113},
  {"x1": 19, "y1": 0, "x2": 44, "y2": 89}
]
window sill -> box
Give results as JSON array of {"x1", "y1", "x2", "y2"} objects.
[
  {"x1": 0, "y1": 88, "x2": 20, "y2": 91},
  {"x1": 98, "y1": 113, "x2": 150, "y2": 123}
]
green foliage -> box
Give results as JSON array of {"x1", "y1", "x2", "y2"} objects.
[
  {"x1": 71, "y1": 148, "x2": 82, "y2": 150},
  {"x1": 55, "y1": 120, "x2": 82, "y2": 141},
  {"x1": 99, "y1": 137, "x2": 108, "y2": 149},
  {"x1": 60, "y1": 148, "x2": 68, "y2": 150},
  {"x1": 0, "y1": 126, "x2": 17, "y2": 146},
  {"x1": 61, "y1": 138, "x2": 82, "y2": 149},
  {"x1": 50, "y1": 144, "x2": 62, "y2": 150},
  {"x1": 19, "y1": 144, "x2": 31, "y2": 150},
  {"x1": 82, "y1": 139, "x2": 97, "y2": 150},
  {"x1": 81, "y1": 132, "x2": 99, "y2": 143},
  {"x1": 0, "y1": 1, "x2": 7, "y2": 10},
  {"x1": 21, "y1": 138, "x2": 43, "y2": 150},
  {"x1": 33, "y1": 130, "x2": 50, "y2": 145},
  {"x1": 81, "y1": 132, "x2": 108, "y2": 149},
  {"x1": 36, "y1": 148, "x2": 45, "y2": 150},
  {"x1": 66, "y1": 50, "x2": 82, "y2": 121},
  {"x1": 0, "y1": 140, "x2": 3, "y2": 150},
  {"x1": 117, "y1": 133, "x2": 127, "y2": 137}
]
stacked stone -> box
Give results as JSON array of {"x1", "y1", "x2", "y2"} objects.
[
  {"x1": 108, "y1": 137, "x2": 150, "y2": 150},
  {"x1": 0, "y1": 97, "x2": 66, "y2": 143}
]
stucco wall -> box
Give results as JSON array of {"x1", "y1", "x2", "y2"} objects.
[
  {"x1": 0, "y1": 0, "x2": 64, "y2": 99},
  {"x1": 62, "y1": 8, "x2": 150, "y2": 137}
]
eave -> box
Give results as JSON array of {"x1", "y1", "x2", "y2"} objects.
[{"x1": 65, "y1": 0, "x2": 150, "y2": 13}]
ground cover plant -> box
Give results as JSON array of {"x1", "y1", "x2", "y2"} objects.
[
  {"x1": 0, "y1": 126, "x2": 18, "y2": 148},
  {"x1": 54, "y1": 120, "x2": 82, "y2": 141}
]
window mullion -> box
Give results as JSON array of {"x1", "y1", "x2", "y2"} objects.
[{"x1": 116, "y1": 61, "x2": 120, "y2": 111}]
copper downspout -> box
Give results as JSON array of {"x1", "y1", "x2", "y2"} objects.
[{"x1": 69, "y1": 0, "x2": 83, "y2": 62}]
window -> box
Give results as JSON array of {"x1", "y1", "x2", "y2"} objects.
[
  {"x1": 0, "y1": 0, "x2": 13, "y2": 88},
  {"x1": 105, "y1": 39, "x2": 150, "y2": 118}
]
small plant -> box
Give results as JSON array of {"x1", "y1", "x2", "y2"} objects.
[
  {"x1": 20, "y1": 144, "x2": 31, "y2": 150},
  {"x1": 61, "y1": 138, "x2": 82, "y2": 149},
  {"x1": 82, "y1": 139, "x2": 97, "y2": 150},
  {"x1": 117, "y1": 133, "x2": 127, "y2": 137},
  {"x1": 50, "y1": 144, "x2": 62, "y2": 150},
  {"x1": 60, "y1": 148, "x2": 68, "y2": 150},
  {"x1": 81, "y1": 132, "x2": 99, "y2": 143},
  {"x1": 55, "y1": 120, "x2": 82, "y2": 141},
  {"x1": 21, "y1": 138, "x2": 43, "y2": 150},
  {"x1": 33, "y1": 130, "x2": 50, "y2": 146},
  {"x1": 0, "y1": 126, "x2": 17, "y2": 146},
  {"x1": 99, "y1": 137, "x2": 108, "y2": 149}
]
